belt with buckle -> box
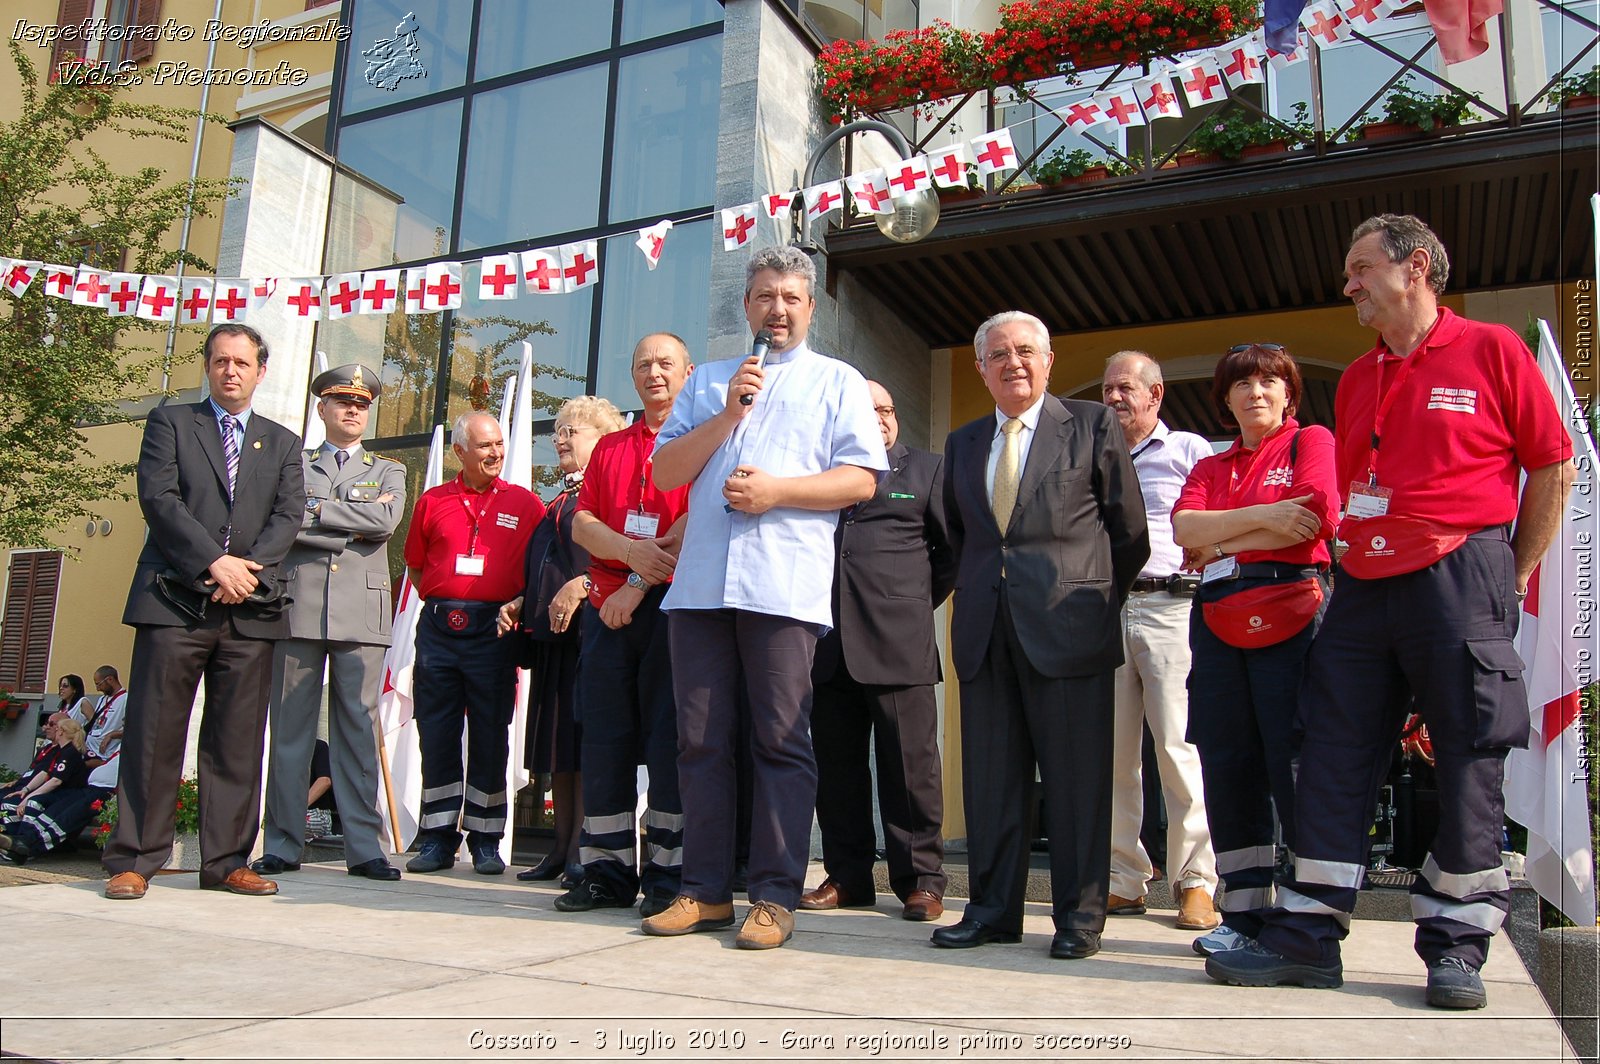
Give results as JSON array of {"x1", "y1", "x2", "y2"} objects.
[{"x1": 1129, "y1": 574, "x2": 1197, "y2": 597}]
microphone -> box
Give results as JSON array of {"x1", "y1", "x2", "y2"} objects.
[{"x1": 739, "y1": 328, "x2": 775, "y2": 406}]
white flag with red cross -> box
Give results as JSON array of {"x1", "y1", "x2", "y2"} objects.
[
  {"x1": 1135, "y1": 73, "x2": 1184, "y2": 121},
  {"x1": 360, "y1": 269, "x2": 402, "y2": 314},
  {"x1": 107, "y1": 273, "x2": 144, "y2": 317},
  {"x1": 477, "y1": 254, "x2": 521, "y2": 300},
  {"x1": 635, "y1": 220, "x2": 673, "y2": 270},
  {"x1": 762, "y1": 190, "x2": 799, "y2": 219},
  {"x1": 421, "y1": 262, "x2": 463, "y2": 311},
  {"x1": 927, "y1": 143, "x2": 972, "y2": 188},
  {"x1": 1058, "y1": 97, "x2": 1108, "y2": 129},
  {"x1": 2, "y1": 260, "x2": 41, "y2": 298},
  {"x1": 284, "y1": 277, "x2": 324, "y2": 321},
  {"x1": 1267, "y1": 30, "x2": 1309, "y2": 69},
  {"x1": 520, "y1": 248, "x2": 563, "y2": 295},
  {"x1": 403, "y1": 268, "x2": 429, "y2": 314},
  {"x1": 42, "y1": 264, "x2": 75, "y2": 300},
  {"x1": 247, "y1": 278, "x2": 278, "y2": 317},
  {"x1": 971, "y1": 128, "x2": 1019, "y2": 176},
  {"x1": 1176, "y1": 57, "x2": 1227, "y2": 107},
  {"x1": 1216, "y1": 36, "x2": 1266, "y2": 87},
  {"x1": 211, "y1": 279, "x2": 249, "y2": 322},
  {"x1": 884, "y1": 155, "x2": 933, "y2": 197},
  {"x1": 1301, "y1": 1, "x2": 1354, "y2": 45},
  {"x1": 71, "y1": 266, "x2": 111, "y2": 310},
  {"x1": 1340, "y1": 0, "x2": 1402, "y2": 29},
  {"x1": 721, "y1": 204, "x2": 758, "y2": 251},
  {"x1": 560, "y1": 241, "x2": 599, "y2": 292},
  {"x1": 846, "y1": 168, "x2": 894, "y2": 215},
  {"x1": 803, "y1": 180, "x2": 846, "y2": 222},
  {"x1": 324, "y1": 272, "x2": 364, "y2": 318},
  {"x1": 177, "y1": 278, "x2": 213, "y2": 325},
  {"x1": 1093, "y1": 87, "x2": 1147, "y2": 128},
  {"x1": 135, "y1": 275, "x2": 179, "y2": 322}
]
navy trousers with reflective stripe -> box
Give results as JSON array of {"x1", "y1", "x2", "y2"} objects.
[{"x1": 1258, "y1": 531, "x2": 1525, "y2": 970}]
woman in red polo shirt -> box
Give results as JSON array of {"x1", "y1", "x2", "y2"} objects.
[{"x1": 1172, "y1": 344, "x2": 1340, "y2": 959}]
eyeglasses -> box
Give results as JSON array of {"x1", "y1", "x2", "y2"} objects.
[
  {"x1": 873, "y1": 405, "x2": 897, "y2": 417},
  {"x1": 984, "y1": 345, "x2": 1044, "y2": 366},
  {"x1": 552, "y1": 425, "x2": 597, "y2": 441},
  {"x1": 1226, "y1": 343, "x2": 1287, "y2": 355}
]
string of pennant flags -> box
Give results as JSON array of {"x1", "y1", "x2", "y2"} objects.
[{"x1": 0, "y1": 0, "x2": 1401, "y2": 326}]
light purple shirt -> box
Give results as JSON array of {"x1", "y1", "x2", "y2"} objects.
[{"x1": 1129, "y1": 420, "x2": 1213, "y2": 578}]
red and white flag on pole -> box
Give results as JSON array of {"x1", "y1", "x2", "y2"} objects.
[
  {"x1": 477, "y1": 254, "x2": 520, "y2": 300},
  {"x1": 635, "y1": 219, "x2": 673, "y2": 270},
  {"x1": 136, "y1": 275, "x2": 179, "y2": 322},
  {"x1": 884, "y1": 156, "x2": 933, "y2": 196},
  {"x1": 1216, "y1": 37, "x2": 1266, "y2": 86},
  {"x1": 721, "y1": 204, "x2": 758, "y2": 250},
  {"x1": 284, "y1": 278, "x2": 324, "y2": 320},
  {"x1": 360, "y1": 269, "x2": 401, "y2": 314},
  {"x1": 177, "y1": 278, "x2": 212, "y2": 325},
  {"x1": 1093, "y1": 87, "x2": 1147, "y2": 128},
  {"x1": 845, "y1": 168, "x2": 894, "y2": 215},
  {"x1": 421, "y1": 262, "x2": 463, "y2": 311},
  {"x1": 927, "y1": 143, "x2": 971, "y2": 188},
  {"x1": 42, "y1": 264, "x2": 75, "y2": 299},
  {"x1": 971, "y1": 128, "x2": 1019, "y2": 176},
  {"x1": 561, "y1": 240, "x2": 599, "y2": 292},
  {"x1": 1505, "y1": 320, "x2": 1598, "y2": 926},
  {"x1": 71, "y1": 266, "x2": 111, "y2": 310},
  {"x1": 324, "y1": 272, "x2": 364, "y2": 318},
  {"x1": 495, "y1": 341, "x2": 539, "y2": 865},
  {"x1": 1135, "y1": 72, "x2": 1184, "y2": 121},
  {"x1": 403, "y1": 268, "x2": 429, "y2": 314},
  {"x1": 1176, "y1": 58, "x2": 1227, "y2": 107},
  {"x1": 762, "y1": 190, "x2": 799, "y2": 219},
  {"x1": 2, "y1": 260, "x2": 41, "y2": 298},
  {"x1": 211, "y1": 279, "x2": 248, "y2": 322},
  {"x1": 107, "y1": 273, "x2": 143, "y2": 317}
]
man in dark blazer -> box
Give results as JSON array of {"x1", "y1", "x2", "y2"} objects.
[
  {"x1": 800, "y1": 380, "x2": 957, "y2": 922},
  {"x1": 103, "y1": 323, "x2": 306, "y2": 900},
  {"x1": 935, "y1": 311, "x2": 1148, "y2": 960}
]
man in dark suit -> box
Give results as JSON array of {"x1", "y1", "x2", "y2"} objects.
[
  {"x1": 103, "y1": 323, "x2": 306, "y2": 900},
  {"x1": 935, "y1": 311, "x2": 1148, "y2": 959},
  {"x1": 800, "y1": 380, "x2": 956, "y2": 922}
]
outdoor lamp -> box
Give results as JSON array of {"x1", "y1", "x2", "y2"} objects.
[{"x1": 795, "y1": 118, "x2": 938, "y2": 252}]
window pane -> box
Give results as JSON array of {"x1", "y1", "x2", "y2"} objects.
[
  {"x1": 447, "y1": 262, "x2": 595, "y2": 428},
  {"x1": 315, "y1": 301, "x2": 444, "y2": 440},
  {"x1": 608, "y1": 37, "x2": 723, "y2": 223},
  {"x1": 620, "y1": 0, "x2": 723, "y2": 43},
  {"x1": 459, "y1": 66, "x2": 609, "y2": 251},
  {"x1": 477, "y1": 0, "x2": 614, "y2": 80},
  {"x1": 1274, "y1": 21, "x2": 1437, "y2": 130},
  {"x1": 864, "y1": 0, "x2": 918, "y2": 40},
  {"x1": 595, "y1": 218, "x2": 711, "y2": 409},
  {"x1": 336, "y1": 101, "x2": 462, "y2": 266},
  {"x1": 802, "y1": 0, "x2": 865, "y2": 42},
  {"x1": 341, "y1": 0, "x2": 470, "y2": 117}
]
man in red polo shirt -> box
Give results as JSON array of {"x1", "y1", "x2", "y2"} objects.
[
  {"x1": 553, "y1": 333, "x2": 693, "y2": 917},
  {"x1": 1207, "y1": 214, "x2": 1576, "y2": 1010},
  {"x1": 402, "y1": 410, "x2": 543, "y2": 875}
]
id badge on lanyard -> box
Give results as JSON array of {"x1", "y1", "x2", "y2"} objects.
[
  {"x1": 455, "y1": 484, "x2": 498, "y2": 575},
  {"x1": 1351, "y1": 350, "x2": 1421, "y2": 521},
  {"x1": 626, "y1": 453, "x2": 661, "y2": 539}
]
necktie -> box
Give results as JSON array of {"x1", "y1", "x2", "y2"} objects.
[
  {"x1": 992, "y1": 417, "x2": 1022, "y2": 534},
  {"x1": 335, "y1": 449, "x2": 347, "y2": 469},
  {"x1": 219, "y1": 414, "x2": 239, "y2": 499}
]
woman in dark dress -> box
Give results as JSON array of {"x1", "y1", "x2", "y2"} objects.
[{"x1": 498, "y1": 396, "x2": 625, "y2": 884}]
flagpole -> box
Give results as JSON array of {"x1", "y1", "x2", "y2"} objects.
[{"x1": 375, "y1": 725, "x2": 403, "y2": 854}]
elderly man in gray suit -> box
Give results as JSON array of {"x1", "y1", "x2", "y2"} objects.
[{"x1": 253, "y1": 364, "x2": 407, "y2": 881}]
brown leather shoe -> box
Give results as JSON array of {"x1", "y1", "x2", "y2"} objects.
[
  {"x1": 735, "y1": 900, "x2": 795, "y2": 949},
  {"x1": 1176, "y1": 885, "x2": 1221, "y2": 930},
  {"x1": 641, "y1": 895, "x2": 735, "y2": 936},
  {"x1": 105, "y1": 871, "x2": 148, "y2": 900},
  {"x1": 797, "y1": 876, "x2": 874, "y2": 911},
  {"x1": 1106, "y1": 892, "x2": 1147, "y2": 915},
  {"x1": 901, "y1": 890, "x2": 944, "y2": 921},
  {"x1": 205, "y1": 866, "x2": 279, "y2": 896}
]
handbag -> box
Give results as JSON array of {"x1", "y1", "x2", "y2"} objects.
[
  {"x1": 155, "y1": 569, "x2": 285, "y2": 621},
  {"x1": 1337, "y1": 514, "x2": 1470, "y2": 580},
  {"x1": 1201, "y1": 577, "x2": 1324, "y2": 648}
]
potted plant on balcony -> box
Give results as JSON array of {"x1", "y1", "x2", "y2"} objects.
[
  {"x1": 0, "y1": 690, "x2": 26, "y2": 728},
  {"x1": 936, "y1": 162, "x2": 986, "y2": 202},
  {"x1": 1189, "y1": 102, "x2": 1313, "y2": 161},
  {"x1": 1033, "y1": 147, "x2": 1112, "y2": 186},
  {"x1": 1552, "y1": 65, "x2": 1599, "y2": 109},
  {"x1": 1361, "y1": 76, "x2": 1480, "y2": 139}
]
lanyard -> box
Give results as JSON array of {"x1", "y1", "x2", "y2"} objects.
[
  {"x1": 636, "y1": 428, "x2": 658, "y2": 515},
  {"x1": 1366, "y1": 314, "x2": 1443, "y2": 485},
  {"x1": 1130, "y1": 435, "x2": 1159, "y2": 464},
  {"x1": 457, "y1": 481, "x2": 500, "y2": 556}
]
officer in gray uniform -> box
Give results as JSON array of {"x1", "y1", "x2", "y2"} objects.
[{"x1": 252, "y1": 364, "x2": 407, "y2": 881}]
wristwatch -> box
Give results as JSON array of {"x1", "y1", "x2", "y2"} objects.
[
  {"x1": 1211, "y1": 543, "x2": 1225, "y2": 560},
  {"x1": 626, "y1": 572, "x2": 647, "y2": 591},
  {"x1": 305, "y1": 498, "x2": 322, "y2": 516}
]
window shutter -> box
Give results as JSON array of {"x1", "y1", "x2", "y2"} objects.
[
  {"x1": 0, "y1": 552, "x2": 63, "y2": 695},
  {"x1": 50, "y1": 0, "x2": 93, "y2": 72},
  {"x1": 126, "y1": 0, "x2": 163, "y2": 64}
]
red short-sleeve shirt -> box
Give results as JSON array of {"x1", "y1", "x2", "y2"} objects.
[
  {"x1": 403, "y1": 475, "x2": 544, "y2": 602},
  {"x1": 1174, "y1": 418, "x2": 1340, "y2": 567},
  {"x1": 576, "y1": 421, "x2": 691, "y2": 606}
]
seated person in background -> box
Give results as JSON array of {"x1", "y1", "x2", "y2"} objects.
[
  {"x1": 83, "y1": 666, "x2": 128, "y2": 768},
  {"x1": 58, "y1": 675, "x2": 94, "y2": 727},
  {"x1": 1, "y1": 718, "x2": 88, "y2": 818},
  {"x1": 304, "y1": 738, "x2": 338, "y2": 842},
  {"x1": 0, "y1": 754, "x2": 119, "y2": 864},
  {"x1": 0, "y1": 713, "x2": 68, "y2": 804}
]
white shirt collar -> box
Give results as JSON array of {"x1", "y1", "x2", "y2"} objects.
[{"x1": 992, "y1": 392, "x2": 1047, "y2": 436}]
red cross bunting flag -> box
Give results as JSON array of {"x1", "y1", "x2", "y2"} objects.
[
  {"x1": 1094, "y1": 87, "x2": 1147, "y2": 128},
  {"x1": 361, "y1": 269, "x2": 401, "y2": 314},
  {"x1": 284, "y1": 277, "x2": 324, "y2": 320},
  {"x1": 1300, "y1": 1, "x2": 1353, "y2": 46},
  {"x1": 136, "y1": 275, "x2": 179, "y2": 322},
  {"x1": 2, "y1": 259, "x2": 40, "y2": 298},
  {"x1": 721, "y1": 204, "x2": 758, "y2": 251},
  {"x1": 1267, "y1": 30, "x2": 1308, "y2": 69},
  {"x1": 1216, "y1": 36, "x2": 1266, "y2": 86},
  {"x1": 1340, "y1": 0, "x2": 1401, "y2": 29},
  {"x1": 320, "y1": 272, "x2": 360, "y2": 319},
  {"x1": 1135, "y1": 73, "x2": 1183, "y2": 121},
  {"x1": 421, "y1": 262, "x2": 463, "y2": 311},
  {"x1": 885, "y1": 156, "x2": 932, "y2": 196},
  {"x1": 211, "y1": 279, "x2": 248, "y2": 322},
  {"x1": 846, "y1": 169, "x2": 894, "y2": 215},
  {"x1": 107, "y1": 272, "x2": 143, "y2": 317},
  {"x1": 763, "y1": 190, "x2": 799, "y2": 219},
  {"x1": 803, "y1": 180, "x2": 845, "y2": 221},
  {"x1": 560, "y1": 241, "x2": 599, "y2": 292},
  {"x1": 178, "y1": 278, "x2": 212, "y2": 325},
  {"x1": 927, "y1": 144, "x2": 971, "y2": 188},
  {"x1": 635, "y1": 220, "x2": 673, "y2": 271},
  {"x1": 71, "y1": 266, "x2": 111, "y2": 310},
  {"x1": 971, "y1": 128, "x2": 1018, "y2": 176},
  {"x1": 43, "y1": 264, "x2": 75, "y2": 299},
  {"x1": 248, "y1": 278, "x2": 278, "y2": 317},
  {"x1": 1176, "y1": 58, "x2": 1226, "y2": 107},
  {"x1": 403, "y1": 268, "x2": 428, "y2": 313},
  {"x1": 477, "y1": 254, "x2": 520, "y2": 300},
  {"x1": 1059, "y1": 97, "x2": 1107, "y2": 129},
  {"x1": 520, "y1": 249, "x2": 562, "y2": 295}
]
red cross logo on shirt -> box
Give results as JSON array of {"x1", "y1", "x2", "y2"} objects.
[
  {"x1": 1104, "y1": 95, "x2": 1141, "y2": 125},
  {"x1": 1065, "y1": 101, "x2": 1104, "y2": 126},
  {"x1": 426, "y1": 272, "x2": 461, "y2": 305},
  {"x1": 287, "y1": 285, "x2": 320, "y2": 317},
  {"x1": 974, "y1": 138, "x2": 1015, "y2": 169},
  {"x1": 75, "y1": 272, "x2": 107, "y2": 302},
  {"x1": 47, "y1": 269, "x2": 73, "y2": 296},
  {"x1": 929, "y1": 153, "x2": 964, "y2": 185},
  {"x1": 524, "y1": 259, "x2": 560, "y2": 291},
  {"x1": 563, "y1": 253, "x2": 596, "y2": 288},
  {"x1": 212, "y1": 286, "x2": 245, "y2": 319},
  {"x1": 141, "y1": 284, "x2": 175, "y2": 318},
  {"x1": 1306, "y1": 8, "x2": 1344, "y2": 43},
  {"x1": 109, "y1": 278, "x2": 140, "y2": 313},
  {"x1": 809, "y1": 188, "x2": 842, "y2": 215},
  {"x1": 327, "y1": 280, "x2": 361, "y2": 315},
  {"x1": 481, "y1": 262, "x2": 517, "y2": 296},
  {"x1": 1223, "y1": 49, "x2": 1260, "y2": 81},
  {"x1": 363, "y1": 276, "x2": 396, "y2": 311},
  {"x1": 888, "y1": 163, "x2": 924, "y2": 193},
  {"x1": 1183, "y1": 66, "x2": 1222, "y2": 100},
  {"x1": 181, "y1": 287, "x2": 210, "y2": 321},
  {"x1": 724, "y1": 213, "x2": 754, "y2": 244}
]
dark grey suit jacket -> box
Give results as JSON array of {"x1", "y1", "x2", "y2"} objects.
[
  {"x1": 813, "y1": 441, "x2": 957, "y2": 688},
  {"x1": 943, "y1": 394, "x2": 1148, "y2": 681},
  {"x1": 121, "y1": 401, "x2": 306, "y2": 639}
]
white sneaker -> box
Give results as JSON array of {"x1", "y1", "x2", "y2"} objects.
[{"x1": 1192, "y1": 925, "x2": 1250, "y2": 956}]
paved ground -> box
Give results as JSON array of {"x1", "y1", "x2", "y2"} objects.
[{"x1": 0, "y1": 857, "x2": 1579, "y2": 1064}]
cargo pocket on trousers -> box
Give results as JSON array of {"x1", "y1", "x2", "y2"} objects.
[{"x1": 1466, "y1": 638, "x2": 1530, "y2": 750}]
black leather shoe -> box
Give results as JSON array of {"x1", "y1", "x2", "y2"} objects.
[
  {"x1": 1050, "y1": 929, "x2": 1102, "y2": 959},
  {"x1": 516, "y1": 854, "x2": 564, "y2": 882},
  {"x1": 931, "y1": 918, "x2": 1022, "y2": 949},
  {"x1": 554, "y1": 878, "x2": 634, "y2": 912},
  {"x1": 406, "y1": 840, "x2": 456, "y2": 873},
  {"x1": 250, "y1": 854, "x2": 300, "y2": 875},
  {"x1": 470, "y1": 841, "x2": 506, "y2": 876},
  {"x1": 348, "y1": 858, "x2": 402, "y2": 881}
]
